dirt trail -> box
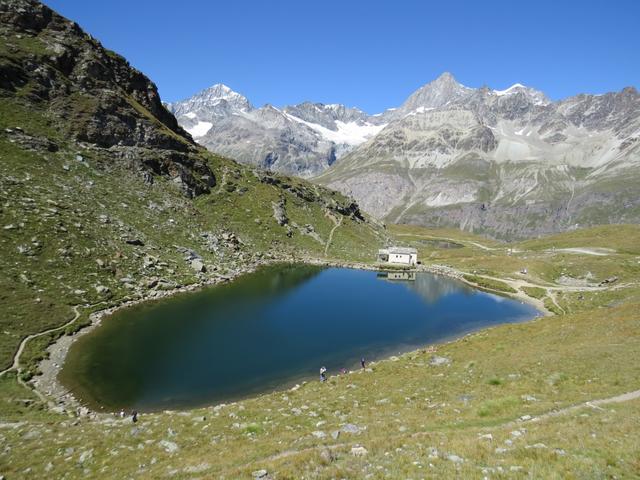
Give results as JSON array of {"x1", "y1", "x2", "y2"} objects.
[
  {"x1": 324, "y1": 214, "x2": 342, "y2": 256},
  {"x1": 506, "y1": 389, "x2": 640, "y2": 427},
  {"x1": 0, "y1": 305, "x2": 82, "y2": 378}
]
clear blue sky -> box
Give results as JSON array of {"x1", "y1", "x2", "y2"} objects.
[{"x1": 44, "y1": 0, "x2": 639, "y2": 113}]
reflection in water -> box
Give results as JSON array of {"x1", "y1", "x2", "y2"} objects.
[
  {"x1": 408, "y1": 273, "x2": 476, "y2": 304},
  {"x1": 378, "y1": 271, "x2": 416, "y2": 281},
  {"x1": 62, "y1": 265, "x2": 538, "y2": 412},
  {"x1": 378, "y1": 271, "x2": 474, "y2": 304}
]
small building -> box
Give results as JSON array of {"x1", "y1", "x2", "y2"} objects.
[{"x1": 377, "y1": 246, "x2": 418, "y2": 266}]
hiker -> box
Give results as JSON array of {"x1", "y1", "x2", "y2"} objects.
[
  {"x1": 131, "y1": 410, "x2": 138, "y2": 423},
  {"x1": 319, "y1": 366, "x2": 327, "y2": 382},
  {"x1": 361, "y1": 357, "x2": 366, "y2": 369}
]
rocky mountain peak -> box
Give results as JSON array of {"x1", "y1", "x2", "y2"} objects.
[
  {"x1": 169, "y1": 83, "x2": 252, "y2": 118},
  {"x1": 199, "y1": 83, "x2": 251, "y2": 108},
  {"x1": 397, "y1": 72, "x2": 474, "y2": 115}
]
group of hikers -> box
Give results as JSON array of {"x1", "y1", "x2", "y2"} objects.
[{"x1": 320, "y1": 357, "x2": 366, "y2": 382}]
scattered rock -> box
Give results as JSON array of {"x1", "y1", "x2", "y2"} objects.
[
  {"x1": 78, "y1": 449, "x2": 93, "y2": 464},
  {"x1": 158, "y1": 440, "x2": 179, "y2": 454},
  {"x1": 94, "y1": 285, "x2": 110, "y2": 295},
  {"x1": 525, "y1": 443, "x2": 548, "y2": 450},
  {"x1": 183, "y1": 463, "x2": 210, "y2": 474},
  {"x1": 252, "y1": 469, "x2": 269, "y2": 478},
  {"x1": 311, "y1": 431, "x2": 326, "y2": 439},
  {"x1": 447, "y1": 454, "x2": 464, "y2": 464},
  {"x1": 350, "y1": 445, "x2": 368, "y2": 457},
  {"x1": 340, "y1": 423, "x2": 361, "y2": 434},
  {"x1": 478, "y1": 433, "x2": 493, "y2": 441},
  {"x1": 430, "y1": 355, "x2": 451, "y2": 366}
]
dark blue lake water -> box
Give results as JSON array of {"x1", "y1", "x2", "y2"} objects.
[{"x1": 62, "y1": 265, "x2": 539, "y2": 411}]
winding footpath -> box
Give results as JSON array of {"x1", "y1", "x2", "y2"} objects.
[
  {"x1": 0, "y1": 305, "x2": 82, "y2": 379},
  {"x1": 324, "y1": 213, "x2": 343, "y2": 256}
]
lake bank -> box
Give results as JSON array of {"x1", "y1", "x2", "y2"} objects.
[{"x1": 44, "y1": 263, "x2": 539, "y2": 414}]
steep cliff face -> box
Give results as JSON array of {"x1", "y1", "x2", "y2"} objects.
[
  {"x1": 0, "y1": 0, "x2": 222, "y2": 197},
  {"x1": 0, "y1": 0, "x2": 193, "y2": 147}
]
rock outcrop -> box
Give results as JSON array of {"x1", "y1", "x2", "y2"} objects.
[{"x1": 0, "y1": 0, "x2": 215, "y2": 197}]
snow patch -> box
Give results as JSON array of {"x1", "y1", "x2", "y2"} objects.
[
  {"x1": 405, "y1": 106, "x2": 435, "y2": 117},
  {"x1": 184, "y1": 112, "x2": 197, "y2": 119},
  {"x1": 494, "y1": 83, "x2": 526, "y2": 96},
  {"x1": 283, "y1": 112, "x2": 386, "y2": 146},
  {"x1": 186, "y1": 121, "x2": 213, "y2": 137}
]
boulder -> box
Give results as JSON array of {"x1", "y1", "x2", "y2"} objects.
[
  {"x1": 190, "y1": 259, "x2": 206, "y2": 273},
  {"x1": 125, "y1": 238, "x2": 145, "y2": 246},
  {"x1": 272, "y1": 198, "x2": 288, "y2": 226},
  {"x1": 340, "y1": 423, "x2": 361, "y2": 434}
]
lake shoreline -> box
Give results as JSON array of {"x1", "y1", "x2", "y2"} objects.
[{"x1": 33, "y1": 257, "x2": 545, "y2": 418}]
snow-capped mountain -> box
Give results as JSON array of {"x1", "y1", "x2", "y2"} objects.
[
  {"x1": 170, "y1": 74, "x2": 640, "y2": 238},
  {"x1": 316, "y1": 73, "x2": 640, "y2": 239},
  {"x1": 167, "y1": 85, "x2": 385, "y2": 177}
]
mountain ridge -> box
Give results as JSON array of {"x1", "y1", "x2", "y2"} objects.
[{"x1": 317, "y1": 75, "x2": 640, "y2": 239}]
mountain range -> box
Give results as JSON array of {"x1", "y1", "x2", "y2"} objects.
[
  {"x1": 167, "y1": 85, "x2": 387, "y2": 177},
  {"x1": 171, "y1": 73, "x2": 640, "y2": 238}
]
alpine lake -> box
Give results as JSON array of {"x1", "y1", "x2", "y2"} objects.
[{"x1": 60, "y1": 265, "x2": 540, "y2": 412}]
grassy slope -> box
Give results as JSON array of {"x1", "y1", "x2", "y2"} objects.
[{"x1": 1, "y1": 225, "x2": 639, "y2": 478}]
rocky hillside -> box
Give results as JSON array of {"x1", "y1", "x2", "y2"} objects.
[
  {"x1": 0, "y1": 0, "x2": 384, "y2": 374},
  {"x1": 317, "y1": 73, "x2": 640, "y2": 239},
  {"x1": 167, "y1": 85, "x2": 387, "y2": 177}
]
